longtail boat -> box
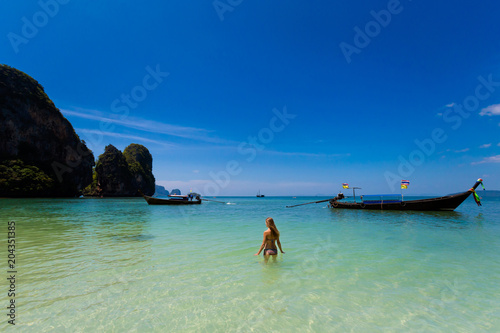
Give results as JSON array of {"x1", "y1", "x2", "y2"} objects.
[
  {"x1": 328, "y1": 179, "x2": 484, "y2": 211},
  {"x1": 286, "y1": 179, "x2": 485, "y2": 211},
  {"x1": 140, "y1": 192, "x2": 202, "y2": 205}
]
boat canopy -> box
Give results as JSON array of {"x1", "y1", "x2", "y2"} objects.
[{"x1": 361, "y1": 194, "x2": 402, "y2": 204}]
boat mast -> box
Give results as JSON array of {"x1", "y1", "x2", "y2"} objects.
[
  {"x1": 401, "y1": 180, "x2": 410, "y2": 201},
  {"x1": 352, "y1": 187, "x2": 361, "y2": 203}
]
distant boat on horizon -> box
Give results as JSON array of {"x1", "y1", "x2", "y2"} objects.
[{"x1": 256, "y1": 190, "x2": 265, "y2": 198}]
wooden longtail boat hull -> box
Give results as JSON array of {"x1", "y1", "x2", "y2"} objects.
[
  {"x1": 141, "y1": 194, "x2": 201, "y2": 205},
  {"x1": 329, "y1": 179, "x2": 483, "y2": 212},
  {"x1": 330, "y1": 191, "x2": 471, "y2": 211}
]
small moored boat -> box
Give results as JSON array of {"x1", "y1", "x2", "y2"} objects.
[{"x1": 140, "y1": 192, "x2": 202, "y2": 205}]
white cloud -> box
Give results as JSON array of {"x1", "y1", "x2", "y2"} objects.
[
  {"x1": 75, "y1": 128, "x2": 175, "y2": 147},
  {"x1": 498, "y1": 143, "x2": 500, "y2": 147},
  {"x1": 479, "y1": 143, "x2": 492, "y2": 149},
  {"x1": 61, "y1": 108, "x2": 233, "y2": 144},
  {"x1": 472, "y1": 155, "x2": 500, "y2": 165},
  {"x1": 454, "y1": 148, "x2": 469, "y2": 153},
  {"x1": 479, "y1": 104, "x2": 500, "y2": 116},
  {"x1": 446, "y1": 103, "x2": 455, "y2": 108},
  {"x1": 264, "y1": 151, "x2": 351, "y2": 158}
]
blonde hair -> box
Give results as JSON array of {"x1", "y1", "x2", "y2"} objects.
[{"x1": 266, "y1": 217, "x2": 279, "y2": 238}]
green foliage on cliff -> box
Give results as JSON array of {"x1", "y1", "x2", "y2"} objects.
[
  {"x1": 83, "y1": 167, "x2": 99, "y2": 196},
  {"x1": 0, "y1": 160, "x2": 54, "y2": 197},
  {"x1": 97, "y1": 145, "x2": 131, "y2": 184}
]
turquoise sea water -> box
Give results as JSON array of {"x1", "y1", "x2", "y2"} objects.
[{"x1": 1, "y1": 195, "x2": 499, "y2": 332}]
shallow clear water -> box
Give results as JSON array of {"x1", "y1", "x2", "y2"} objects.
[{"x1": 1, "y1": 196, "x2": 499, "y2": 332}]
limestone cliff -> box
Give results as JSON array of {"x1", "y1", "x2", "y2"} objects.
[
  {"x1": 0, "y1": 64, "x2": 94, "y2": 197},
  {"x1": 85, "y1": 144, "x2": 155, "y2": 197},
  {"x1": 123, "y1": 143, "x2": 155, "y2": 196},
  {"x1": 94, "y1": 145, "x2": 134, "y2": 196}
]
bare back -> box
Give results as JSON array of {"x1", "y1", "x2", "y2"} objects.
[{"x1": 264, "y1": 229, "x2": 279, "y2": 249}]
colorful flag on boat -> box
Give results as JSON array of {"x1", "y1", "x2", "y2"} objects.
[
  {"x1": 342, "y1": 183, "x2": 349, "y2": 189},
  {"x1": 401, "y1": 180, "x2": 410, "y2": 189}
]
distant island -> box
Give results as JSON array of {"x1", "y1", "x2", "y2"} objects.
[
  {"x1": 155, "y1": 185, "x2": 170, "y2": 196},
  {"x1": 153, "y1": 186, "x2": 187, "y2": 197},
  {"x1": 170, "y1": 189, "x2": 181, "y2": 195}
]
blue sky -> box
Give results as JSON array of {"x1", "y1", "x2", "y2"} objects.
[{"x1": 1, "y1": 0, "x2": 499, "y2": 195}]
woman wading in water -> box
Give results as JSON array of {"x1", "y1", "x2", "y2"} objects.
[{"x1": 255, "y1": 217, "x2": 284, "y2": 261}]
